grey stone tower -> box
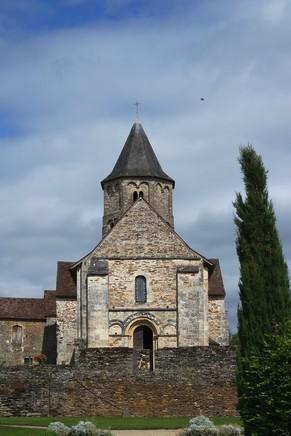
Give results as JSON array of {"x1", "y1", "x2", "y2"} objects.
[{"x1": 101, "y1": 122, "x2": 175, "y2": 236}]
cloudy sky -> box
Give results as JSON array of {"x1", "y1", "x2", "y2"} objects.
[{"x1": 1, "y1": 0, "x2": 290, "y2": 331}]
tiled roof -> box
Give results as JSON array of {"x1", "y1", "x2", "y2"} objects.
[
  {"x1": 0, "y1": 298, "x2": 45, "y2": 320},
  {"x1": 56, "y1": 261, "x2": 77, "y2": 297},
  {"x1": 0, "y1": 291, "x2": 56, "y2": 321},
  {"x1": 208, "y1": 258, "x2": 225, "y2": 298}
]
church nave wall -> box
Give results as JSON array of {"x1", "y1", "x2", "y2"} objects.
[{"x1": 108, "y1": 259, "x2": 177, "y2": 309}]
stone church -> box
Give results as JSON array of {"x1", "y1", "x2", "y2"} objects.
[{"x1": 0, "y1": 122, "x2": 229, "y2": 366}]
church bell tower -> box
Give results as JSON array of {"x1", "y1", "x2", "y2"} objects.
[{"x1": 101, "y1": 122, "x2": 175, "y2": 237}]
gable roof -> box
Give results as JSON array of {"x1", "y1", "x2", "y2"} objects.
[
  {"x1": 76, "y1": 198, "x2": 209, "y2": 262},
  {"x1": 0, "y1": 291, "x2": 57, "y2": 321},
  {"x1": 56, "y1": 261, "x2": 76, "y2": 298},
  {"x1": 208, "y1": 259, "x2": 225, "y2": 298},
  {"x1": 101, "y1": 122, "x2": 174, "y2": 187},
  {"x1": 70, "y1": 201, "x2": 225, "y2": 299}
]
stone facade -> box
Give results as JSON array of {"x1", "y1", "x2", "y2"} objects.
[{"x1": 56, "y1": 122, "x2": 229, "y2": 364}]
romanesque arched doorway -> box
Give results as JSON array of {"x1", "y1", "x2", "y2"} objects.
[{"x1": 132, "y1": 324, "x2": 155, "y2": 371}]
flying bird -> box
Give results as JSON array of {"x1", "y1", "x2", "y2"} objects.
[{"x1": 200, "y1": 98, "x2": 205, "y2": 101}]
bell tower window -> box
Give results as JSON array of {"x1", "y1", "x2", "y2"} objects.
[
  {"x1": 135, "y1": 276, "x2": 147, "y2": 303},
  {"x1": 139, "y1": 191, "x2": 144, "y2": 199},
  {"x1": 133, "y1": 191, "x2": 138, "y2": 202}
]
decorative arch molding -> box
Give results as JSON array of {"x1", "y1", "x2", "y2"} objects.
[
  {"x1": 156, "y1": 182, "x2": 163, "y2": 192},
  {"x1": 123, "y1": 312, "x2": 161, "y2": 330},
  {"x1": 127, "y1": 181, "x2": 138, "y2": 188},
  {"x1": 139, "y1": 182, "x2": 149, "y2": 190},
  {"x1": 127, "y1": 181, "x2": 150, "y2": 190},
  {"x1": 109, "y1": 319, "x2": 124, "y2": 328},
  {"x1": 125, "y1": 316, "x2": 159, "y2": 350}
]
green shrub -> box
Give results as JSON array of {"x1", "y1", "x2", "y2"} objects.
[
  {"x1": 218, "y1": 425, "x2": 242, "y2": 435},
  {"x1": 48, "y1": 422, "x2": 70, "y2": 435},
  {"x1": 48, "y1": 420, "x2": 112, "y2": 436},
  {"x1": 181, "y1": 417, "x2": 243, "y2": 436},
  {"x1": 180, "y1": 416, "x2": 218, "y2": 436}
]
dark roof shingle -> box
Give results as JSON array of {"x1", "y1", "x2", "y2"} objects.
[
  {"x1": 101, "y1": 122, "x2": 174, "y2": 187},
  {"x1": 208, "y1": 258, "x2": 225, "y2": 298},
  {"x1": 0, "y1": 298, "x2": 45, "y2": 320},
  {"x1": 0, "y1": 291, "x2": 56, "y2": 321},
  {"x1": 56, "y1": 261, "x2": 77, "y2": 297},
  {"x1": 44, "y1": 290, "x2": 57, "y2": 317}
]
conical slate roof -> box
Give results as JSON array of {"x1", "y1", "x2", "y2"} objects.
[{"x1": 101, "y1": 122, "x2": 174, "y2": 187}]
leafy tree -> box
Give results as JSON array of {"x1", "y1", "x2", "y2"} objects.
[
  {"x1": 234, "y1": 145, "x2": 290, "y2": 434},
  {"x1": 238, "y1": 323, "x2": 291, "y2": 435}
]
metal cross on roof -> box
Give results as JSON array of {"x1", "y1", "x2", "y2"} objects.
[{"x1": 134, "y1": 101, "x2": 140, "y2": 120}]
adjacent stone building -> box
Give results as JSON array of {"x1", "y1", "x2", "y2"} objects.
[
  {"x1": 0, "y1": 291, "x2": 56, "y2": 365},
  {"x1": 0, "y1": 122, "x2": 229, "y2": 366}
]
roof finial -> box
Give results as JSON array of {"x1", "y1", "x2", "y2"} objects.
[{"x1": 134, "y1": 101, "x2": 140, "y2": 121}]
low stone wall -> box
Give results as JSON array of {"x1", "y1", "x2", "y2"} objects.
[{"x1": 0, "y1": 346, "x2": 238, "y2": 417}]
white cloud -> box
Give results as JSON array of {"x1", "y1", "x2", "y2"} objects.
[{"x1": 0, "y1": 0, "x2": 290, "y2": 331}]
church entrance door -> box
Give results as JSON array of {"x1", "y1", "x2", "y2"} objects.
[
  {"x1": 133, "y1": 325, "x2": 153, "y2": 350},
  {"x1": 133, "y1": 325, "x2": 154, "y2": 370}
]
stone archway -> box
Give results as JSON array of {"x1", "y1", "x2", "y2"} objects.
[{"x1": 126, "y1": 319, "x2": 158, "y2": 371}]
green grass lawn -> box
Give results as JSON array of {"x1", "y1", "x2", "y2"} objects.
[
  {"x1": 0, "y1": 429, "x2": 53, "y2": 436},
  {"x1": 0, "y1": 416, "x2": 241, "y2": 430}
]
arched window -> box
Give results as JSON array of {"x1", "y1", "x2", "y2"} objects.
[
  {"x1": 12, "y1": 325, "x2": 23, "y2": 346},
  {"x1": 133, "y1": 191, "x2": 138, "y2": 202},
  {"x1": 139, "y1": 191, "x2": 144, "y2": 199},
  {"x1": 135, "y1": 276, "x2": 147, "y2": 303}
]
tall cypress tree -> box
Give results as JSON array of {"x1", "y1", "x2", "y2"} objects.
[
  {"x1": 234, "y1": 145, "x2": 290, "y2": 434},
  {"x1": 234, "y1": 145, "x2": 290, "y2": 355}
]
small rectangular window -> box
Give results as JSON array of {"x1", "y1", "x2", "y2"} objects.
[{"x1": 135, "y1": 276, "x2": 147, "y2": 303}]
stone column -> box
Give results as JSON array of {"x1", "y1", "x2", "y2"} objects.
[
  {"x1": 86, "y1": 259, "x2": 109, "y2": 348},
  {"x1": 177, "y1": 264, "x2": 208, "y2": 346}
]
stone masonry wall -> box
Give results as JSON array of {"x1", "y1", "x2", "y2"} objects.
[
  {"x1": 56, "y1": 300, "x2": 77, "y2": 365},
  {"x1": 0, "y1": 320, "x2": 46, "y2": 366},
  {"x1": 108, "y1": 259, "x2": 181, "y2": 308},
  {"x1": 85, "y1": 258, "x2": 203, "y2": 349},
  {"x1": 87, "y1": 275, "x2": 109, "y2": 348},
  {"x1": 0, "y1": 346, "x2": 237, "y2": 417},
  {"x1": 95, "y1": 199, "x2": 197, "y2": 259},
  {"x1": 177, "y1": 270, "x2": 208, "y2": 346},
  {"x1": 208, "y1": 299, "x2": 229, "y2": 345},
  {"x1": 102, "y1": 179, "x2": 174, "y2": 236}
]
